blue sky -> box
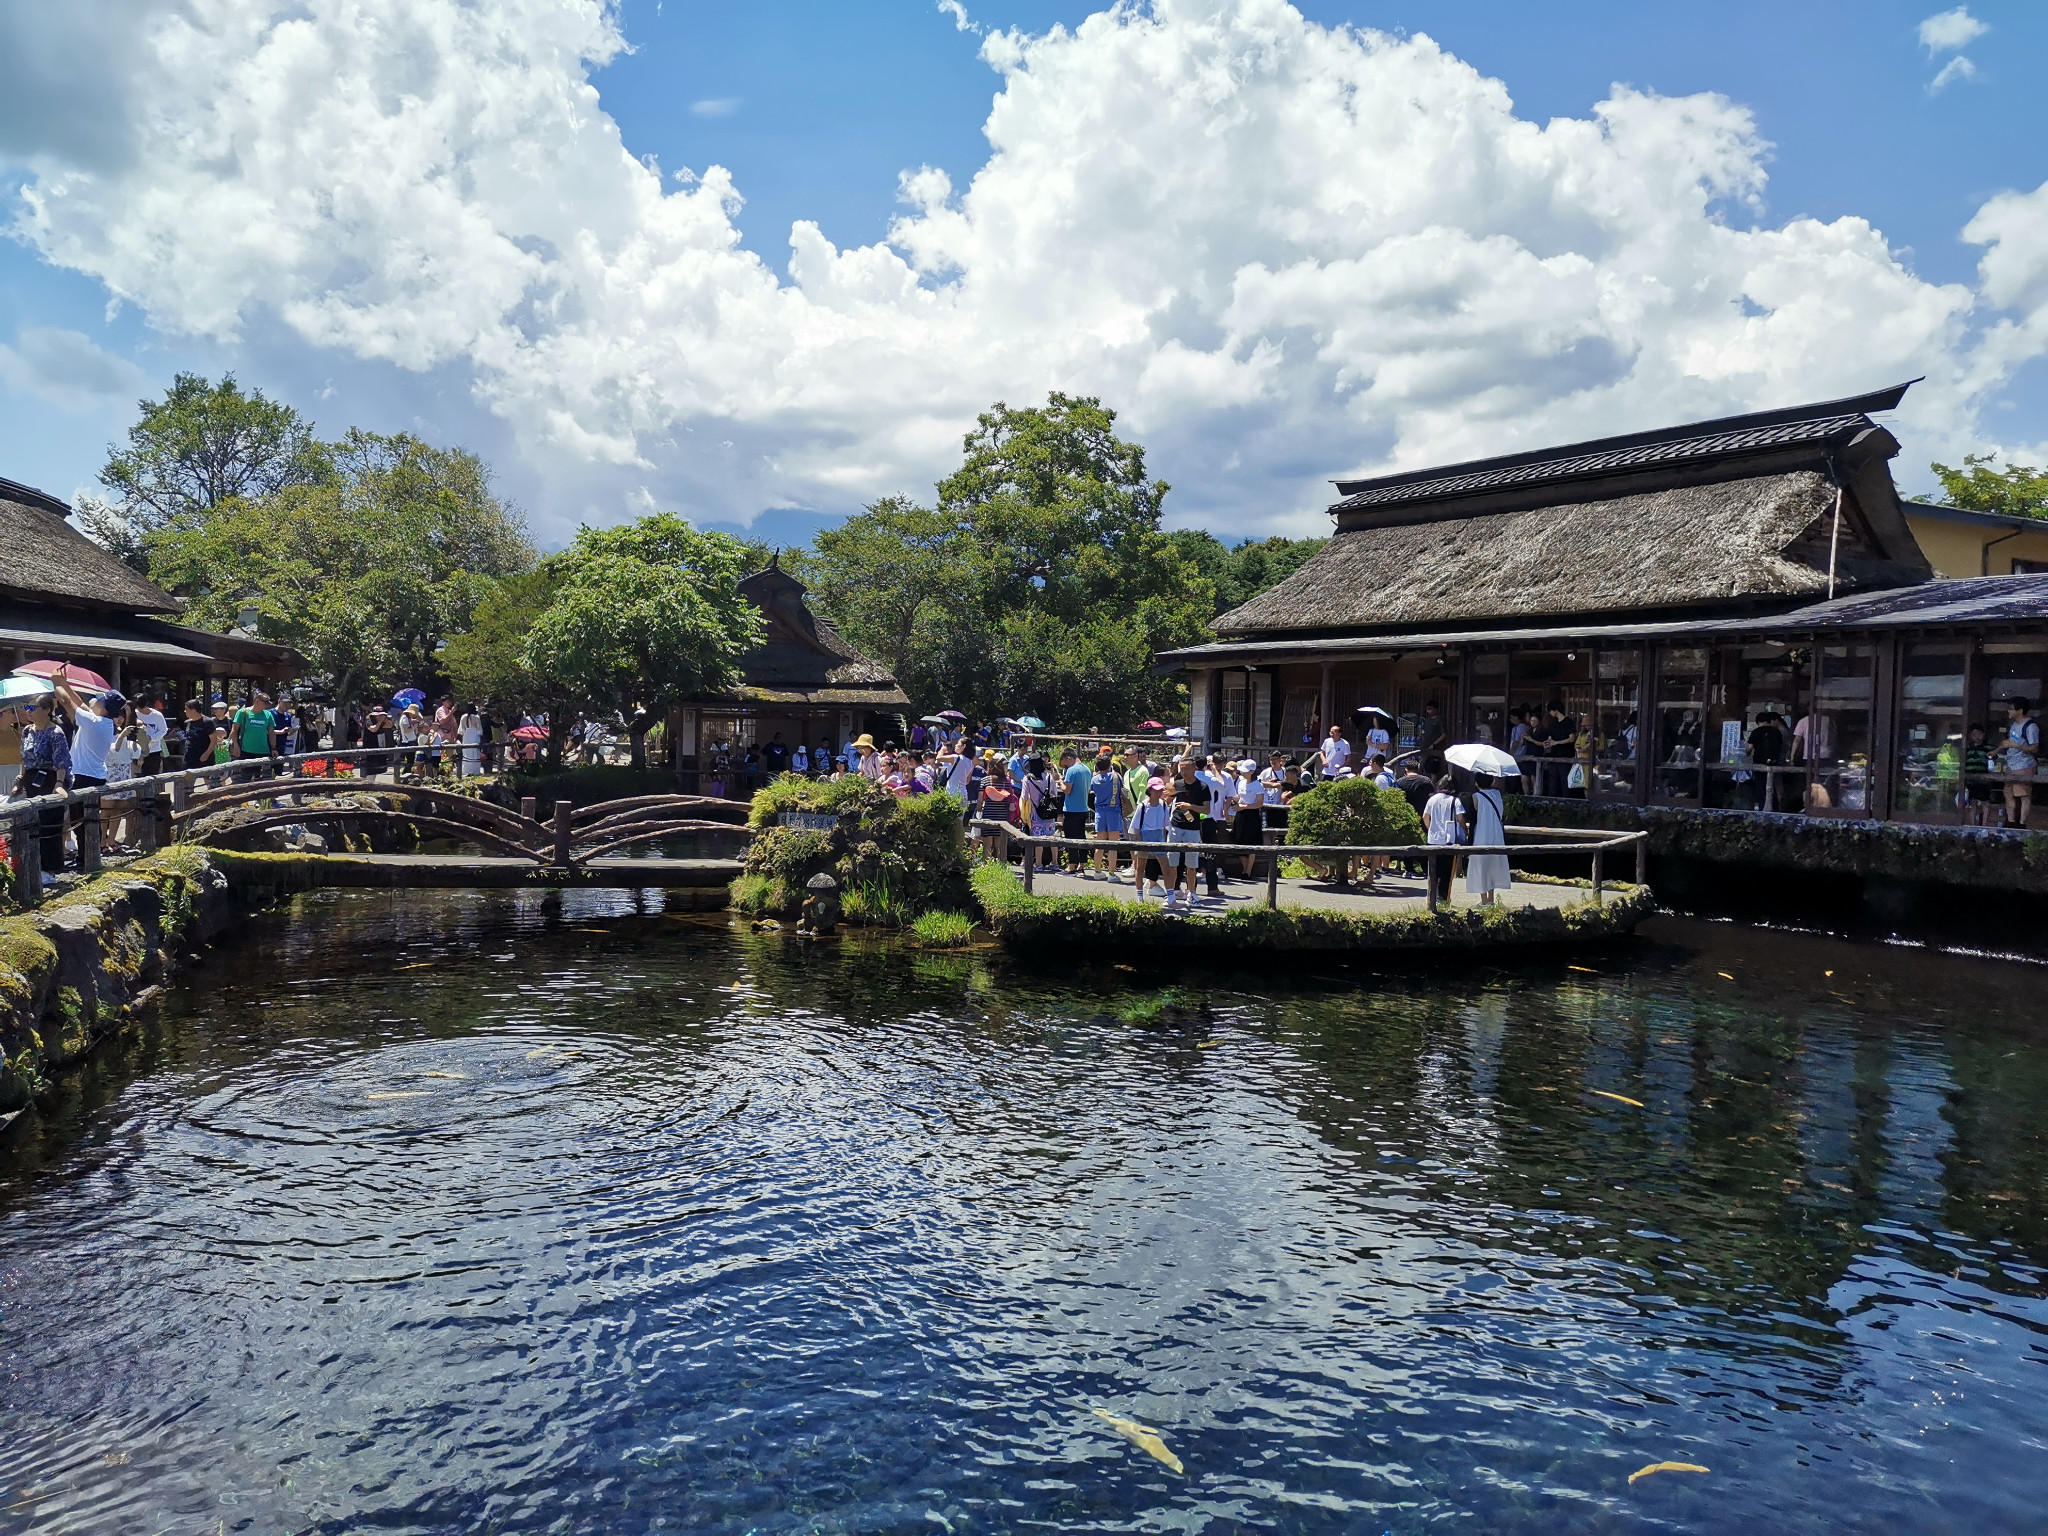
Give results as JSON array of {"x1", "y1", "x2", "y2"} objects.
[{"x1": 2, "y1": 0, "x2": 2044, "y2": 551}]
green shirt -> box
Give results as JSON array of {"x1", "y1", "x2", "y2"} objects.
[
  {"x1": 233, "y1": 707, "x2": 275, "y2": 754},
  {"x1": 1124, "y1": 762, "x2": 1153, "y2": 809}
]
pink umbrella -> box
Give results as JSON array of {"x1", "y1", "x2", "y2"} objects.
[
  {"x1": 511, "y1": 724, "x2": 548, "y2": 741},
  {"x1": 1139, "y1": 720, "x2": 1165, "y2": 730},
  {"x1": 13, "y1": 659, "x2": 112, "y2": 693}
]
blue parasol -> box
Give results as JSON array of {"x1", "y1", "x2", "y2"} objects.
[{"x1": 393, "y1": 688, "x2": 426, "y2": 707}]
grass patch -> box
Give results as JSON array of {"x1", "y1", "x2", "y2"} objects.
[
  {"x1": 909, "y1": 910, "x2": 978, "y2": 948},
  {"x1": 970, "y1": 858, "x2": 1653, "y2": 953}
]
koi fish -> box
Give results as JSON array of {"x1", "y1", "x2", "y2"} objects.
[
  {"x1": 1090, "y1": 1409, "x2": 1183, "y2": 1474},
  {"x1": 525, "y1": 1047, "x2": 554, "y2": 1060},
  {"x1": 1589, "y1": 1090, "x2": 1644, "y2": 1108},
  {"x1": 397, "y1": 962, "x2": 433, "y2": 970},
  {"x1": 1568, "y1": 965, "x2": 1597, "y2": 974},
  {"x1": 1628, "y1": 1460, "x2": 1709, "y2": 1484}
]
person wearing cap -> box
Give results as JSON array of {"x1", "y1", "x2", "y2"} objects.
[
  {"x1": 1130, "y1": 774, "x2": 1172, "y2": 898},
  {"x1": 50, "y1": 668, "x2": 120, "y2": 797},
  {"x1": 9, "y1": 692, "x2": 71, "y2": 882},
  {"x1": 1229, "y1": 758, "x2": 1266, "y2": 877}
]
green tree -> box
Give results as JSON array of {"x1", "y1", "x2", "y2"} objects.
[
  {"x1": 1164, "y1": 529, "x2": 1327, "y2": 615},
  {"x1": 80, "y1": 373, "x2": 333, "y2": 572},
  {"x1": 802, "y1": 394, "x2": 1213, "y2": 726},
  {"x1": 441, "y1": 568, "x2": 583, "y2": 765},
  {"x1": 1933, "y1": 454, "x2": 2048, "y2": 520},
  {"x1": 521, "y1": 515, "x2": 763, "y2": 770},
  {"x1": 146, "y1": 431, "x2": 532, "y2": 706}
]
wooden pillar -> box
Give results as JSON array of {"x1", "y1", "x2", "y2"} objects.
[
  {"x1": 12, "y1": 812, "x2": 39, "y2": 903},
  {"x1": 1634, "y1": 645, "x2": 1654, "y2": 807},
  {"x1": 1266, "y1": 850, "x2": 1280, "y2": 909},
  {"x1": 79, "y1": 796, "x2": 102, "y2": 875},
  {"x1": 553, "y1": 802, "x2": 573, "y2": 866},
  {"x1": 1426, "y1": 851, "x2": 1439, "y2": 913},
  {"x1": 1591, "y1": 845, "x2": 1604, "y2": 905},
  {"x1": 1871, "y1": 634, "x2": 1900, "y2": 821},
  {"x1": 1318, "y1": 661, "x2": 1335, "y2": 742}
]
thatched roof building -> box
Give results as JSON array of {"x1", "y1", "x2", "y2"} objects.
[
  {"x1": 1160, "y1": 383, "x2": 2048, "y2": 831},
  {"x1": 0, "y1": 475, "x2": 304, "y2": 689},
  {"x1": 1215, "y1": 384, "x2": 1931, "y2": 637}
]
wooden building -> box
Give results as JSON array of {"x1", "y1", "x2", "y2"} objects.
[
  {"x1": 0, "y1": 475, "x2": 304, "y2": 698},
  {"x1": 667, "y1": 556, "x2": 909, "y2": 771},
  {"x1": 1160, "y1": 384, "x2": 2048, "y2": 825}
]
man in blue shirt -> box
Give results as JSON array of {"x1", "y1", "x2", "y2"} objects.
[{"x1": 1059, "y1": 746, "x2": 1093, "y2": 871}]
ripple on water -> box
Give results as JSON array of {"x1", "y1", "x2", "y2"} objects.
[{"x1": 0, "y1": 891, "x2": 2045, "y2": 1534}]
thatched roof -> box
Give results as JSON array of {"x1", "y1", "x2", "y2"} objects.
[
  {"x1": 1215, "y1": 469, "x2": 1933, "y2": 637},
  {"x1": 710, "y1": 559, "x2": 909, "y2": 708},
  {"x1": 0, "y1": 481, "x2": 179, "y2": 615}
]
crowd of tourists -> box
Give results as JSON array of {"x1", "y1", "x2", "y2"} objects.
[{"x1": 760, "y1": 718, "x2": 1512, "y2": 913}]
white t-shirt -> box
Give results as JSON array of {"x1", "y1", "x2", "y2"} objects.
[
  {"x1": 1235, "y1": 774, "x2": 1265, "y2": 809},
  {"x1": 1424, "y1": 792, "x2": 1461, "y2": 845},
  {"x1": 105, "y1": 734, "x2": 138, "y2": 781},
  {"x1": 1321, "y1": 735, "x2": 1351, "y2": 774},
  {"x1": 1196, "y1": 769, "x2": 1231, "y2": 820},
  {"x1": 945, "y1": 752, "x2": 974, "y2": 795},
  {"x1": 136, "y1": 707, "x2": 168, "y2": 753},
  {"x1": 70, "y1": 711, "x2": 117, "y2": 780},
  {"x1": 2007, "y1": 717, "x2": 2041, "y2": 775}
]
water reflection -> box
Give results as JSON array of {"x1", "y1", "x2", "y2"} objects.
[{"x1": 0, "y1": 890, "x2": 2043, "y2": 1534}]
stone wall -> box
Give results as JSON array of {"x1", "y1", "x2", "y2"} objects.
[
  {"x1": 0, "y1": 848, "x2": 237, "y2": 1115},
  {"x1": 1513, "y1": 798, "x2": 2048, "y2": 895}
]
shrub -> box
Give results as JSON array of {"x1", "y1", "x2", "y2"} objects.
[
  {"x1": 909, "y1": 910, "x2": 977, "y2": 948},
  {"x1": 1285, "y1": 779, "x2": 1424, "y2": 850},
  {"x1": 734, "y1": 777, "x2": 972, "y2": 923}
]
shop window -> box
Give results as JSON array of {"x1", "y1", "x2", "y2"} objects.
[
  {"x1": 1469, "y1": 652, "x2": 1507, "y2": 745},
  {"x1": 1894, "y1": 643, "x2": 1968, "y2": 821},
  {"x1": 1651, "y1": 647, "x2": 1707, "y2": 804},
  {"x1": 1590, "y1": 650, "x2": 1641, "y2": 799},
  {"x1": 1799, "y1": 644, "x2": 1874, "y2": 814},
  {"x1": 1706, "y1": 644, "x2": 1805, "y2": 812},
  {"x1": 1220, "y1": 672, "x2": 1248, "y2": 741},
  {"x1": 1510, "y1": 650, "x2": 1591, "y2": 795}
]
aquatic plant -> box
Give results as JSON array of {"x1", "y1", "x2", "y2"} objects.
[
  {"x1": 1115, "y1": 987, "x2": 1206, "y2": 1027},
  {"x1": 909, "y1": 910, "x2": 978, "y2": 948}
]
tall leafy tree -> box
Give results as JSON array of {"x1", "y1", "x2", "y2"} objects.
[
  {"x1": 521, "y1": 515, "x2": 763, "y2": 769},
  {"x1": 801, "y1": 394, "x2": 1214, "y2": 726},
  {"x1": 79, "y1": 373, "x2": 333, "y2": 572},
  {"x1": 441, "y1": 568, "x2": 584, "y2": 765},
  {"x1": 1933, "y1": 454, "x2": 2048, "y2": 520},
  {"x1": 1165, "y1": 529, "x2": 1328, "y2": 615},
  {"x1": 146, "y1": 431, "x2": 532, "y2": 706}
]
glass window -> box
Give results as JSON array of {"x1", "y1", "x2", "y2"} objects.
[
  {"x1": 1974, "y1": 643, "x2": 2047, "y2": 823},
  {"x1": 1468, "y1": 652, "x2": 1507, "y2": 745},
  {"x1": 1705, "y1": 644, "x2": 1805, "y2": 812},
  {"x1": 1220, "y1": 672, "x2": 1248, "y2": 741},
  {"x1": 1651, "y1": 647, "x2": 1707, "y2": 804},
  {"x1": 1894, "y1": 642, "x2": 1968, "y2": 822},
  {"x1": 1799, "y1": 643, "x2": 1874, "y2": 813},
  {"x1": 1591, "y1": 650, "x2": 1641, "y2": 799},
  {"x1": 1509, "y1": 650, "x2": 1591, "y2": 795}
]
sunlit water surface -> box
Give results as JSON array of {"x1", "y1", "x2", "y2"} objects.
[{"x1": 2, "y1": 889, "x2": 2045, "y2": 1535}]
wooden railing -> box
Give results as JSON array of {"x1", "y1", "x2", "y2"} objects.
[
  {"x1": 969, "y1": 819, "x2": 1649, "y2": 911},
  {"x1": 1, "y1": 748, "x2": 751, "y2": 904}
]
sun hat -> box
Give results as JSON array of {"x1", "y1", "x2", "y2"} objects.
[
  {"x1": 854, "y1": 733, "x2": 875, "y2": 748},
  {"x1": 1147, "y1": 776, "x2": 1167, "y2": 792},
  {"x1": 1238, "y1": 759, "x2": 1258, "y2": 773}
]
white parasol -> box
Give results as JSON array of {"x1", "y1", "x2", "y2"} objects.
[{"x1": 1444, "y1": 743, "x2": 1522, "y2": 777}]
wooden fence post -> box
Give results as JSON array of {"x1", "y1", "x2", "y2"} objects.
[
  {"x1": 139, "y1": 783, "x2": 159, "y2": 852},
  {"x1": 520, "y1": 797, "x2": 538, "y2": 848},
  {"x1": 1022, "y1": 839, "x2": 1035, "y2": 893},
  {"x1": 1426, "y1": 851, "x2": 1439, "y2": 913},
  {"x1": 1266, "y1": 847, "x2": 1281, "y2": 909},
  {"x1": 553, "y1": 802, "x2": 573, "y2": 866},
  {"x1": 11, "y1": 813, "x2": 39, "y2": 904},
  {"x1": 1591, "y1": 845, "x2": 1604, "y2": 905},
  {"x1": 79, "y1": 796, "x2": 102, "y2": 875},
  {"x1": 1635, "y1": 835, "x2": 1648, "y2": 887}
]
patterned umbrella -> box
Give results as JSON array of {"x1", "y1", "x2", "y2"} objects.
[{"x1": 12, "y1": 660, "x2": 111, "y2": 693}]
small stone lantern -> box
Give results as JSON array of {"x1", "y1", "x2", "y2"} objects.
[{"x1": 800, "y1": 871, "x2": 841, "y2": 934}]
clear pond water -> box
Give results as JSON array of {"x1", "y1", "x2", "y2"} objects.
[{"x1": 2, "y1": 890, "x2": 2045, "y2": 1534}]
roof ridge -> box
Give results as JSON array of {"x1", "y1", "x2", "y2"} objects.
[{"x1": 1330, "y1": 381, "x2": 1917, "y2": 504}]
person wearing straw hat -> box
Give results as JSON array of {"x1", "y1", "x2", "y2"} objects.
[{"x1": 852, "y1": 734, "x2": 882, "y2": 779}]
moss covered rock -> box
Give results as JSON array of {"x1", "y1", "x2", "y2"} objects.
[{"x1": 734, "y1": 775, "x2": 971, "y2": 925}]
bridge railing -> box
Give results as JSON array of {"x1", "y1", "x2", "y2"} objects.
[
  {"x1": 1, "y1": 748, "x2": 752, "y2": 904},
  {"x1": 968, "y1": 818, "x2": 1648, "y2": 911}
]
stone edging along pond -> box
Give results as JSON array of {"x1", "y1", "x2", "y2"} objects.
[{"x1": 967, "y1": 860, "x2": 1655, "y2": 953}]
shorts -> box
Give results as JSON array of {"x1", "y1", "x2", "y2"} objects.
[
  {"x1": 1094, "y1": 807, "x2": 1125, "y2": 834},
  {"x1": 1167, "y1": 826, "x2": 1203, "y2": 867}
]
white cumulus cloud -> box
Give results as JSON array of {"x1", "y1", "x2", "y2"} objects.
[
  {"x1": 0, "y1": 0, "x2": 2038, "y2": 536},
  {"x1": 1918, "y1": 6, "x2": 1987, "y2": 53}
]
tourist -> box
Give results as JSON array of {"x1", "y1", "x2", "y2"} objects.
[
  {"x1": 1747, "y1": 710, "x2": 1788, "y2": 811},
  {"x1": 181, "y1": 699, "x2": 213, "y2": 772},
  {"x1": 1131, "y1": 776, "x2": 1172, "y2": 899},
  {"x1": 1020, "y1": 755, "x2": 1059, "y2": 869},
  {"x1": 1423, "y1": 774, "x2": 1464, "y2": 904},
  {"x1": 1415, "y1": 700, "x2": 1447, "y2": 774},
  {"x1": 765, "y1": 732, "x2": 789, "y2": 775},
  {"x1": 1229, "y1": 759, "x2": 1265, "y2": 877},
  {"x1": 1267, "y1": 762, "x2": 1301, "y2": 842},
  {"x1": 11, "y1": 696, "x2": 70, "y2": 883},
  {"x1": 942, "y1": 739, "x2": 976, "y2": 814},
  {"x1": 103, "y1": 716, "x2": 150, "y2": 853},
  {"x1": 1465, "y1": 770, "x2": 1512, "y2": 907},
  {"x1": 1539, "y1": 703, "x2": 1577, "y2": 797},
  {"x1": 1089, "y1": 749, "x2": 1130, "y2": 879},
  {"x1": 1361, "y1": 713, "x2": 1391, "y2": 764},
  {"x1": 1963, "y1": 723, "x2": 1993, "y2": 822},
  {"x1": 1366, "y1": 752, "x2": 1394, "y2": 788},
  {"x1": 2005, "y1": 697, "x2": 2039, "y2": 829},
  {"x1": 1166, "y1": 762, "x2": 1209, "y2": 911},
  {"x1": 51, "y1": 672, "x2": 118, "y2": 802},
  {"x1": 852, "y1": 734, "x2": 882, "y2": 779},
  {"x1": 975, "y1": 757, "x2": 1017, "y2": 851},
  {"x1": 791, "y1": 741, "x2": 810, "y2": 777},
  {"x1": 134, "y1": 692, "x2": 167, "y2": 778},
  {"x1": 397, "y1": 702, "x2": 423, "y2": 773},
  {"x1": 1317, "y1": 723, "x2": 1350, "y2": 780},
  {"x1": 1058, "y1": 747, "x2": 1092, "y2": 871},
  {"x1": 1122, "y1": 745, "x2": 1153, "y2": 824}
]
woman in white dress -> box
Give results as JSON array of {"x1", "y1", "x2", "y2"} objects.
[
  {"x1": 1464, "y1": 771, "x2": 1513, "y2": 906},
  {"x1": 458, "y1": 705, "x2": 484, "y2": 777}
]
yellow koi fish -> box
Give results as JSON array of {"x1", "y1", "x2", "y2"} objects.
[
  {"x1": 1628, "y1": 1460, "x2": 1709, "y2": 1484},
  {"x1": 1589, "y1": 1090, "x2": 1644, "y2": 1108},
  {"x1": 1091, "y1": 1409, "x2": 1183, "y2": 1474}
]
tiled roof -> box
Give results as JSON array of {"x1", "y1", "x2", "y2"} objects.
[{"x1": 1328, "y1": 381, "x2": 1915, "y2": 516}]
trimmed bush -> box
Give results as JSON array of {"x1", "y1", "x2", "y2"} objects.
[
  {"x1": 734, "y1": 775, "x2": 972, "y2": 924},
  {"x1": 1285, "y1": 778, "x2": 1425, "y2": 849}
]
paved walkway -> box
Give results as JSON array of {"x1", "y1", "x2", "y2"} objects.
[{"x1": 1018, "y1": 863, "x2": 1583, "y2": 915}]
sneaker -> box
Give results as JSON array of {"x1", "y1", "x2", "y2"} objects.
[{"x1": 40, "y1": 873, "x2": 57, "y2": 889}]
